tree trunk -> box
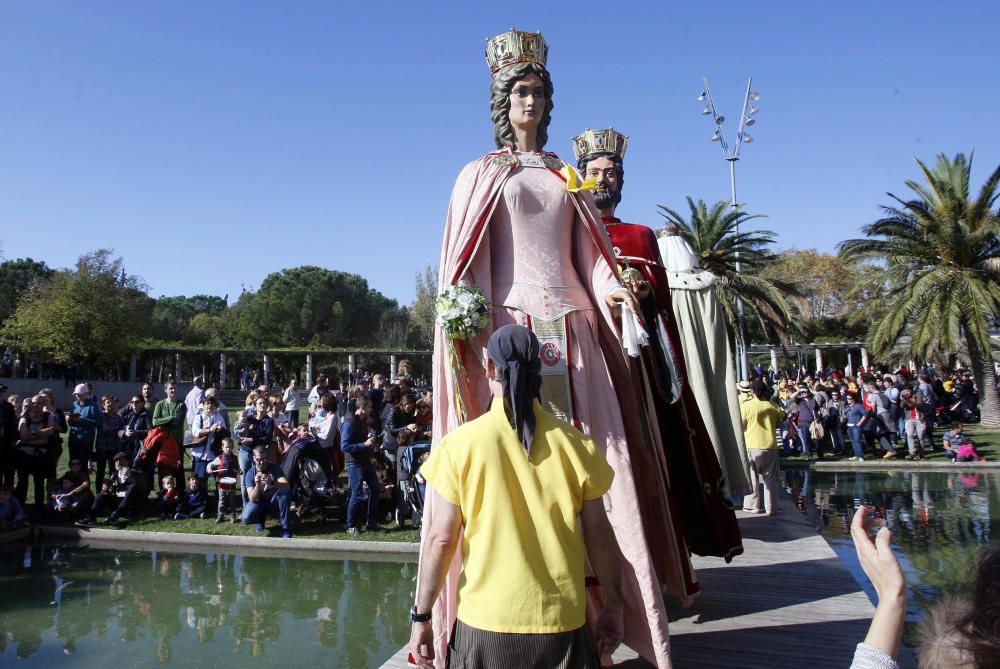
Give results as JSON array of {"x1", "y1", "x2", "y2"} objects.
[{"x1": 964, "y1": 329, "x2": 1000, "y2": 428}]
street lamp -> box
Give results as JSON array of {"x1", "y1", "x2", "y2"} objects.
[{"x1": 698, "y1": 76, "x2": 760, "y2": 382}]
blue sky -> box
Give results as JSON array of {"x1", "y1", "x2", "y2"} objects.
[{"x1": 1, "y1": 2, "x2": 998, "y2": 307}]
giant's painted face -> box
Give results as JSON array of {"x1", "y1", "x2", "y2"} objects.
[
  {"x1": 507, "y1": 73, "x2": 545, "y2": 136},
  {"x1": 584, "y1": 155, "x2": 622, "y2": 211}
]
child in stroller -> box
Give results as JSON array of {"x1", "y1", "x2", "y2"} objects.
[{"x1": 281, "y1": 426, "x2": 343, "y2": 520}]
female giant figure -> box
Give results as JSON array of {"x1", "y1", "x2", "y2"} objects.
[{"x1": 427, "y1": 30, "x2": 691, "y2": 668}]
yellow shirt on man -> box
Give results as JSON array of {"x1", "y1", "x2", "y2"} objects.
[
  {"x1": 420, "y1": 397, "x2": 614, "y2": 634},
  {"x1": 740, "y1": 397, "x2": 785, "y2": 451}
]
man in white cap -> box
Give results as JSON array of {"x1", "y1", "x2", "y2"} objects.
[
  {"x1": 68, "y1": 383, "x2": 102, "y2": 468},
  {"x1": 737, "y1": 380, "x2": 753, "y2": 404}
]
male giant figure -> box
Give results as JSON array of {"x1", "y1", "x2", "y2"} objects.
[{"x1": 574, "y1": 128, "x2": 744, "y2": 560}]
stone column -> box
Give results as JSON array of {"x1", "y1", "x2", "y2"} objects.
[
  {"x1": 263, "y1": 354, "x2": 271, "y2": 388},
  {"x1": 860, "y1": 347, "x2": 870, "y2": 371},
  {"x1": 129, "y1": 353, "x2": 137, "y2": 383},
  {"x1": 348, "y1": 354, "x2": 356, "y2": 378},
  {"x1": 769, "y1": 347, "x2": 779, "y2": 374},
  {"x1": 220, "y1": 353, "x2": 227, "y2": 389},
  {"x1": 390, "y1": 353, "x2": 397, "y2": 380},
  {"x1": 306, "y1": 354, "x2": 314, "y2": 390},
  {"x1": 174, "y1": 353, "x2": 182, "y2": 383},
  {"x1": 815, "y1": 348, "x2": 823, "y2": 374}
]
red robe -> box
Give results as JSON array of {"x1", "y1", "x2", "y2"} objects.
[{"x1": 604, "y1": 216, "x2": 743, "y2": 561}]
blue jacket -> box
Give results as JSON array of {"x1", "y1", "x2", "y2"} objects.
[
  {"x1": 340, "y1": 416, "x2": 370, "y2": 465},
  {"x1": 844, "y1": 404, "x2": 868, "y2": 427},
  {"x1": 69, "y1": 397, "x2": 102, "y2": 447}
]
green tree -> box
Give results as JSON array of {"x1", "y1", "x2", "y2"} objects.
[
  {"x1": 231, "y1": 266, "x2": 407, "y2": 349},
  {"x1": 657, "y1": 198, "x2": 798, "y2": 345},
  {"x1": 0, "y1": 249, "x2": 154, "y2": 370},
  {"x1": 0, "y1": 257, "x2": 53, "y2": 326},
  {"x1": 407, "y1": 265, "x2": 438, "y2": 349},
  {"x1": 151, "y1": 294, "x2": 228, "y2": 344},
  {"x1": 838, "y1": 152, "x2": 1000, "y2": 427}
]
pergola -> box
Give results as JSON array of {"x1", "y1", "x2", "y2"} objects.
[
  {"x1": 136, "y1": 347, "x2": 433, "y2": 388},
  {"x1": 746, "y1": 342, "x2": 874, "y2": 374}
]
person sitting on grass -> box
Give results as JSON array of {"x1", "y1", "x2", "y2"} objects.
[
  {"x1": 48, "y1": 476, "x2": 85, "y2": 521},
  {"x1": 241, "y1": 445, "x2": 292, "y2": 539},
  {"x1": 46, "y1": 459, "x2": 93, "y2": 521},
  {"x1": 941, "y1": 424, "x2": 987, "y2": 462},
  {"x1": 0, "y1": 485, "x2": 28, "y2": 529},
  {"x1": 174, "y1": 474, "x2": 207, "y2": 519},
  {"x1": 76, "y1": 452, "x2": 143, "y2": 527},
  {"x1": 157, "y1": 475, "x2": 181, "y2": 520},
  {"x1": 954, "y1": 440, "x2": 988, "y2": 463},
  {"x1": 207, "y1": 437, "x2": 241, "y2": 524}
]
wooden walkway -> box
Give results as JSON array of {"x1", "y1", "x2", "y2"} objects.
[{"x1": 381, "y1": 492, "x2": 917, "y2": 669}]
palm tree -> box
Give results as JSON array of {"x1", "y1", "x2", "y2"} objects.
[
  {"x1": 838, "y1": 152, "x2": 1000, "y2": 428},
  {"x1": 657, "y1": 197, "x2": 798, "y2": 347}
]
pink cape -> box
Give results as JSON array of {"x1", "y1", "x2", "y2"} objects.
[{"x1": 423, "y1": 149, "x2": 689, "y2": 668}]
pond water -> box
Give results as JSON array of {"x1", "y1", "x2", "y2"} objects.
[
  {"x1": 783, "y1": 468, "x2": 999, "y2": 638},
  {"x1": 0, "y1": 543, "x2": 415, "y2": 668},
  {"x1": 3, "y1": 470, "x2": 996, "y2": 666}
]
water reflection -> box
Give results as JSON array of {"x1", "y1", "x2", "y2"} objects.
[
  {"x1": 0, "y1": 545, "x2": 415, "y2": 668},
  {"x1": 784, "y1": 469, "x2": 999, "y2": 631}
]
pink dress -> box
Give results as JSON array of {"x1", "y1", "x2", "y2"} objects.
[{"x1": 426, "y1": 149, "x2": 690, "y2": 669}]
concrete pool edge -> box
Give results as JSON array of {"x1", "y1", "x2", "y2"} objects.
[
  {"x1": 36, "y1": 524, "x2": 420, "y2": 556},
  {"x1": 783, "y1": 459, "x2": 999, "y2": 470}
]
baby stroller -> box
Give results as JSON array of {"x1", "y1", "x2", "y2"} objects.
[
  {"x1": 936, "y1": 398, "x2": 979, "y2": 427},
  {"x1": 395, "y1": 441, "x2": 431, "y2": 529},
  {"x1": 281, "y1": 435, "x2": 344, "y2": 521}
]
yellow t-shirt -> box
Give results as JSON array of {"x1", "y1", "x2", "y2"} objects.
[
  {"x1": 420, "y1": 397, "x2": 614, "y2": 633},
  {"x1": 740, "y1": 397, "x2": 785, "y2": 450}
]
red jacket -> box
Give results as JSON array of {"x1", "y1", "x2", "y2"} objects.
[{"x1": 141, "y1": 426, "x2": 182, "y2": 468}]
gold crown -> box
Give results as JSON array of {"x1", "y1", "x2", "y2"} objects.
[
  {"x1": 485, "y1": 28, "x2": 548, "y2": 75},
  {"x1": 571, "y1": 128, "x2": 629, "y2": 162}
]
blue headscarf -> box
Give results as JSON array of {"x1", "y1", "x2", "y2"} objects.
[{"x1": 486, "y1": 324, "x2": 542, "y2": 454}]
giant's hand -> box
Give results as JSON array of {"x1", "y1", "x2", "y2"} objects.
[
  {"x1": 408, "y1": 621, "x2": 435, "y2": 669},
  {"x1": 604, "y1": 288, "x2": 639, "y2": 318}
]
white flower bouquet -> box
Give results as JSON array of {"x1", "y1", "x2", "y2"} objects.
[{"x1": 435, "y1": 283, "x2": 490, "y2": 341}]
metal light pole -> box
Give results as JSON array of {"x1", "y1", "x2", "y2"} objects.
[{"x1": 698, "y1": 76, "x2": 760, "y2": 382}]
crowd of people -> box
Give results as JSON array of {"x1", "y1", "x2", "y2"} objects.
[
  {"x1": 741, "y1": 365, "x2": 987, "y2": 463},
  {"x1": 0, "y1": 359, "x2": 433, "y2": 538}
]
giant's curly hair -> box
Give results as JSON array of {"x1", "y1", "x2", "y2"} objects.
[{"x1": 490, "y1": 62, "x2": 554, "y2": 150}]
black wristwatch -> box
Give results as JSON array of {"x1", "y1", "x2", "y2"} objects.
[{"x1": 410, "y1": 605, "x2": 432, "y2": 623}]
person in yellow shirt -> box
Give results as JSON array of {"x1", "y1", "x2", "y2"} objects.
[
  {"x1": 740, "y1": 382, "x2": 786, "y2": 515},
  {"x1": 408, "y1": 325, "x2": 624, "y2": 669}
]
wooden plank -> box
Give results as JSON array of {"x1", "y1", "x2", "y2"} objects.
[{"x1": 380, "y1": 493, "x2": 917, "y2": 668}]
